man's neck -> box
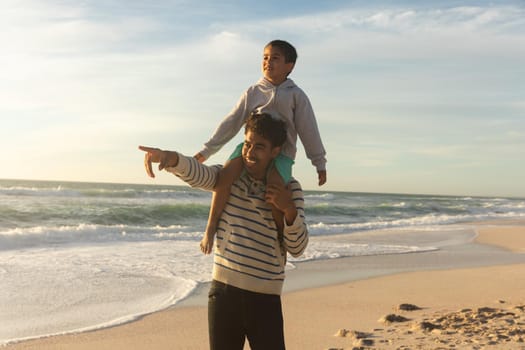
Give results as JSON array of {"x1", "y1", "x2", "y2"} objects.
[{"x1": 245, "y1": 167, "x2": 270, "y2": 182}]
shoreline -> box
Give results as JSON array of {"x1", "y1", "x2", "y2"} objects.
[
  {"x1": 176, "y1": 219, "x2": 525, "y2": 309},
  {"x1": 4, "y1": 220, "x2": 525, "y2": 349}
]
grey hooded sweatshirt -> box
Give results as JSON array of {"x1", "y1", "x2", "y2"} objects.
[{"x1": 198, "y1": 77, "x2": 327, "y2": 172}]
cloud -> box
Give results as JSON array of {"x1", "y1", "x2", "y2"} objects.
[
  {"x1": 1, "y1": 1, "x2": 524, "y2": 195},
  {"x1": 410, "y1": 145, "x2": 469, "y2": 157},
  {"x1": 227, "y1": 4, "x2": 525, "y2": 65}
]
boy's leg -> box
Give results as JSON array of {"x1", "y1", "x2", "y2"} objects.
[{"x1": 200, "y1": 156, "x2": 243, "y2": 254}]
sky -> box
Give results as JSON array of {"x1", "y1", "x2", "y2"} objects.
[{"x1": 1, "y1": 0, "x2": 524, "y2": 197}]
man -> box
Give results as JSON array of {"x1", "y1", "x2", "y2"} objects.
[{"x1": 139, "y1": 112, "x2": 308, "y2": 350}]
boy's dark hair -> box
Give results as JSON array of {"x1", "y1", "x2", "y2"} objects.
[
  {"x1": 245, "y1": 112, "x2": 287, "y2": 148},
  {"x1": 266, "y1": 40, "x2": 297, "y2": 64}
]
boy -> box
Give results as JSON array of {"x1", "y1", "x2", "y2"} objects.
[{"x1": 196, "y1": 39, "x2": 326, "y2": 254}]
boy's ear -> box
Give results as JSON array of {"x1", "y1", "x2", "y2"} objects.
[{"x1": 287, "y1": 62, "x2": 295, "y2": 74}]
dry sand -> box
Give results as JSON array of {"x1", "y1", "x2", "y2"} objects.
[
  {"x1": 285, "y1": 263, "x2": 525, "y2": 349},
  {"x1": 5, "y1": 222, "x2": 525, "y2": 350}
]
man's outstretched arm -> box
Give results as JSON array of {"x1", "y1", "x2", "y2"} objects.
[{"x1": 138, "y1": 145, "x2": 220, "y2": 191}]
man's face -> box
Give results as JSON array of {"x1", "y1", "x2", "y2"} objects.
[
  {"x1": 262, "y1": 45, "x2": 294, "y2": 85},
  {"x1": 242, "y1": 130, "x2": 281, "y2": 180}
]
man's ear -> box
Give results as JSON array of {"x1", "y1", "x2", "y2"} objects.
[{"x1": 271, "y1": 146, "x2": 281, "y2": 158}]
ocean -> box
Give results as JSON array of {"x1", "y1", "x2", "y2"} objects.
[{"x1": 1, "y1": 178, "x2": 524, "y2": 344}]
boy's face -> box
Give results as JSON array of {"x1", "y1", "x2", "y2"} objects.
[
  {"x1": 242, "y1": 130, "x2": 281, "y2": 180},
  {"x1": 262, "y1": 45, "x2": 294, "y2": 85}
]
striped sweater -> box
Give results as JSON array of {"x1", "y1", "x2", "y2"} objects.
[{"x1": 166, "y1": 153, "x2": 309, "y2": 295}]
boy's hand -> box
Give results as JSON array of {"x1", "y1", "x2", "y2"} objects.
[
  {"x1": 138, "y1": 145, "x2": 179, "y2": 178},
  {"x1": 194, "y1": 152, "x2": 206, "y2": 163},
  {"x1": 318, "y1": 170, "x2": 327, "y2": 186}
]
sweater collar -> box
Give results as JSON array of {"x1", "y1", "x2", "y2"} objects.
[{"x1": 258, "y1": 77, "x2": 295, "y2": 89}]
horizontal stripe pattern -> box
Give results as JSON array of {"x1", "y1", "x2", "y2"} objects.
[{"x1": 168, "y1": 154, "x2": 308, "y2": 295}]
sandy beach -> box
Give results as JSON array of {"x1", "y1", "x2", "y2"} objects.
[{"x1": 5, "y1": 220, "x2": 525, "y2": 350}]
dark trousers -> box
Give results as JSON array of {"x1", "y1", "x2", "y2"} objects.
[{"x1": 208, "y1": 280, "x2": 285, "y2": 350}]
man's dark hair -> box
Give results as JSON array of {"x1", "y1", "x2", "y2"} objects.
[
  {"x1": 245, "y1": 112, "x2": 287, "y2": 148},
  {"x1": 266, "y1": 40, "x2": 297, "y2": 64}
]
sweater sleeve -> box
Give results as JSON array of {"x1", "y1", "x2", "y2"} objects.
[
  {"x1": 165, "y1": 153, "x2": 222, "y2": 191},
  {"x1": 198, "y1": 91, "x2": 250, "y2": 160},
  {"x1": 282, "y1": 179, "x2": 309, "y2": 257},
  {"x1": 294, "y1": 89, "x2": 327, "y2": 171}
]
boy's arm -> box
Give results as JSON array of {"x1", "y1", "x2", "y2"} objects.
[
  {"x1": 197, "y1": 92, "x2": 250, "y2": 160},
  {"x1": 294, "y1": 89, "x2": 327, "y2": 173}
]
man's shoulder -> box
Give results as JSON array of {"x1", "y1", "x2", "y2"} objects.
[{"x1": 288, "y1": 177, "x2": 303, "y2": 191}]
